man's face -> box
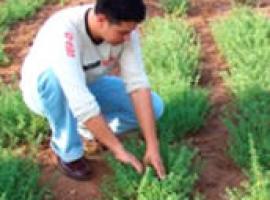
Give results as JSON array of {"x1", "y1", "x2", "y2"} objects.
[{"x1": 101, "y1": 19, "x2": 138, "y2": 45}]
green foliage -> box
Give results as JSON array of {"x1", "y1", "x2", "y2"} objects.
[
  {"x1": 160, "y1": 0, "x2": 189, "y2": 16},
  {"x1": 0, "y1": 81, "x2": 49, "y2": 148},
  {"x1": 230, "y1": 0, "x2": 261, "y2": 7},
  {"x1": 223, "y1": 85, "x2": 270, "y2": 169},
  {"x1": 0, "y1": 0, "x2": 46, "y2": 27},
  {"x1": 143, "y1": 17, "x2": 209, "y2": 142},
  {"x1": 212, "y1": 7, "x2": 270, "y2": 95},
  {"x1": 143, "y1": 17, "x2": 200, "y2": 83},
  {"x1": 212, "y1": 7, "x2": 270, "y2": 170},
  {"x1": 158, "y1": 87, "x2": 209, "y2": 142},
  {"x1": 0, "y1": 148, "x2": 50, "y2": 200},
  {"x1": 0, "y1": 0, "x2": 47, "y2": 65},
  {"x1": 101, "y1": 140, "x2": 145, "y2": 199},
  {"x1": 102, "y1": 139, "x2": 200, "y2": 200},
  {"x1": 226, "y1": 134, "x2": 270, "y2": 200},
  {"x1": 137, "y1": 146, "x2": 199, "y2": 200}
]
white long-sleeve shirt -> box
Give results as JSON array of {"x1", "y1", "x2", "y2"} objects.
[{"x1": 20, "y1": 4, "x2": 150, "y2": 123}]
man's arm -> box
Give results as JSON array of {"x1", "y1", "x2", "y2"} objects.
[
  {"x1": 130, "y1": 88, "x2": 166, "y2": 179},
  {"x1": 119, "y1": 30, "x2": 165, "y2": 178}
]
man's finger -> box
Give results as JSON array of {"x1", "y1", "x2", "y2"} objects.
[
  {"x1": 129, "y1": 156, "x2": 143, "y2": 173},
  {"x1": 153, "y1": 160, "x2": 166, "y2": 180}
]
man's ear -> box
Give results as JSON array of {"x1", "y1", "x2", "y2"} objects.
[{"x1": 96, "y1": 14, "x2": 107, "y2": 23}]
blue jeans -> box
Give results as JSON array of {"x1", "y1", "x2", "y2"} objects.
[{"x1": 37, "y1": 69, "x2": 164, "y2": 162}]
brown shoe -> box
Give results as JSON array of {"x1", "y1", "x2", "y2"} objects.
[{"x1": 57, "y1": 156, "x2": 91, "y2": 181}]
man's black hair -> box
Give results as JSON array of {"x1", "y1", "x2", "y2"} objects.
[{"x1": 94, "y1": 0, "x2": 146, "y2": 24}]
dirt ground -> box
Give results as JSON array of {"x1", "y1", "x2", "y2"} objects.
[{"x1": 2, "y1": 0, "x2": 270, "y2": 199}]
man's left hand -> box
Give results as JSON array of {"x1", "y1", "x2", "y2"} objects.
[{"x1": 143, "y1": 147, "x2": 166, "y2": 180}]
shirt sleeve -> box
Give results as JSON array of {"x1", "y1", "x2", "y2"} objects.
[
  {"x1": 50, "y1": 24, "x2": 100, "y2": 123},
  {"x1": 119, "y1": 30, "x2": 150, "y2": 93}
]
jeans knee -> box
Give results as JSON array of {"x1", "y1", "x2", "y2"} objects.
[
  {"x1": 38, "y1": 69, "x2": 64, "y2": 103},
  {"x1": 152, "y1": 92, "x2": 164, "y2": 120}
]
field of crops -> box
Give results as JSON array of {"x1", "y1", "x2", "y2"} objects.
[{"x1": 1, "y1": 0, "x2": 270, "y2": 199}]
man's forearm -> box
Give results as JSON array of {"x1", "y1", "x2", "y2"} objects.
[
  {"x1": 84, "y1": 114, "x2": 124, "y2": 154},
  {"x1": 130, "y1": 88, "x2": 159, "y2": 150}
]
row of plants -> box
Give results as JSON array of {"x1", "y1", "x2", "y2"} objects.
[
  {"x1": 143, "y1": 17, "x2": 209, "y2": 143},
  {"x1": 102, "y1": 140, "x2": 201, "y2": 200},
  {"x1": 0, "y1": 80, "x2": 49, "y2": 199},
  {"x1": 100, "y1": 16, "x2": 210, "y2": 199},
  {"x1": 0, "y1": 148, "x2": 50, "y2": 200},
  {"x1": 0, "y1": 81, "x2": 49, "y2": 149},
  {"x1": 231, "y1": 0, "x2": 263, "y2": 6},
  {"x1": 212, "y1": 7, "x2": 270, "y2": 199},
  {"x1": 0, "y1": 0, "x2": 69, "y2": 66},
  {"x1": 0, "y1": 0, "x2": 48, "y2": 65},
  {"x1": 159, "y1": 0, "x2": 262, "y2": 18},
  {"x1": 160, "y1": 0, "x2": 189, "y2": 16},
  {"x1": 226, "y1": 134, "x2": 270, "y2": 200}
]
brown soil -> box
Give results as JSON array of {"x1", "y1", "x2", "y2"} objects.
[{"x1": 2, "y1": 0, "x2": 270, "y2": 200}]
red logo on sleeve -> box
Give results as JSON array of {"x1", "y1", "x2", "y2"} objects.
[{"x1": 65, "y1": 32, "x2": 75, "y2": 58}]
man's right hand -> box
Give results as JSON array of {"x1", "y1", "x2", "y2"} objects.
[
  {"x1": 84, "y1": 115, "x2": 143, "y2": 173},
  {"x1": 113, "y1": 147, "x2": 143, "y2": 174}
]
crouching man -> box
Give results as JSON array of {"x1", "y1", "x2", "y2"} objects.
[{"x1": 20, "y1": 0, "x2": 165, "y2": 180}]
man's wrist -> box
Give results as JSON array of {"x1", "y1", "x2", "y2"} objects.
[
  {"x1": 111, "y1": 143, "x2": 125, "y2": 155},
  {"x1": 146, "y1": 141, "x2": 159, "y2": 152}
]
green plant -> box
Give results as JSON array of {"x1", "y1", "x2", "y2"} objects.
[
  {"x1": 102, "y1": 139, "x2": 200, "y2": 200},
  {"x1": 158, "y1": 87, "x2": 209, "y2": 142},
  {"x1": 143, "y1": 17, "x2": 200, "y2": 83},
  {"x1": 0, "y1": 81, "x2": 49, "y2": 148},
  {"x1": 226, "y1": 134, "x2": 270, "y2": 200},
  {"x1": 143, "y1": 17, "x2": 209, "y2": 142},
  {"x1": 0, "y1": 0, "x2": 47, "y2": 65},
  {"x1": 230, "y1": 0, "x2": 262, "y2": 7},
  {"x1": 0, "y1": 148, "x2": 51, "y2": 200},
  {"x1": 212, "y1": 7, "x2": 270, "y2": 170},
  {"x1": 223, "y1": 85, "x2": 270, "y2": 169},
  {"x1": 101, "y1": 139, "x2": 145, "y2": 199},
  {"x1": 160, "y1": 0, "x2": 189, "y2": 16},
  {"x1": 212, "y1": 8, "x2": 270, "y2": 95}
]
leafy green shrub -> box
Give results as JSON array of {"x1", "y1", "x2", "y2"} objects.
[
  {"x1": 230, "y1": 0, "x2": 261, "y2": 7},
  {"x1": 143, "y1": 17, "x2": 209, "y2": 142},
  {"x1": 0, "y1": 148, "x2": 50, "y2": 200},
  {"x1": 212, "y1": 7, "x2": 270, "y2": 95},
  {"x1": 223, "y1": 85, "x2": 270, "y2": 169},
  {"x1": 143, "y1": 17, "x2": 200, "y2": 83},
  {"x1": 160, "y1": 0, "x2": 189, "y2": 16},
  {"x1": 0, "y1": 0, "x2": 46, "y2": 27},
  {"x1": 158, "y1": 87, "x2": 209, "y2": 142},
  {"x1": 102, "y1": 139, "x2": 200, "y2": 200},
  {"x1": 0, "y1": 0, "x2": 47, "y2": 65},
  {"x1": 101, "y1": 140, "x2": 145, "y2": 199},
  {"x1": 0, "y1": 28, "x2": 9, "y2": 65},
  {"x1": 226, "y1": 134, "x2": 270, "y2": 200},
  {"x1": 0, "y1": 81, "x2": 49, "y2": 148},
  {"x1": 212, "y1": 7, "x2": 270, "y2": 169},
  {"x1": 137, "y1": 146, "x2": 199, "y2": 200}
]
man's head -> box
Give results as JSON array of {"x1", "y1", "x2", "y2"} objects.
[{"x1": 93, "y1": 0, "x2": 146, "y2": 45}]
